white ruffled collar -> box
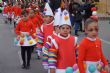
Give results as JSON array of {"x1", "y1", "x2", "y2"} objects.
[
  {"x1": 46, "y1": 20, "x2": 54, "y2": 25},
  {"x1": 58, "y1": 34, "x2": 70, "y2": 40},
  {"x1": 53, "y1": 31, "x2": 58, "y2": 36},
  {"x1": 86, "y1": 37, "x2": 96, "y2": 41}
]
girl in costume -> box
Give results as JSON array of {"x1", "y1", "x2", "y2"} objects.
[
  {"x1": 36, "y1": 3, "x2": 54, "y2": 59},
  {"x1": 42, "y1": 7, "x2": 61, "y2": 69},
  {"x1": 78, "y1": 18, "x2": 109, "y2": 73},
  {"x1": 15, "y1": 10, "x2": 36, "y2": 69}
]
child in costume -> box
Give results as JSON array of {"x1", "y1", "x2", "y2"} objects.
[
  {"x1": 13, "y1": 3, "x2": 22, "y2": 28},
  {"x1": 48, "y1": 9, "x2": 78, "y2": 73},
  {"x1": 42, "y1": 7, "x2": 62, "y2": 69},
  {"x1": 3, "y1": 4, "x2": 8, "y2": 23},
  {"x1": 28, "y1": 9, "x2": 41, "y2": 33},
  {"x1": 15, "y1": 10, "x2": 36, "y2": 69},
  {"x1": 36, "y1": 2, "x2": 54, "y2": 59},
  {"x1": 78, "y1": 18, "x2": 109, "y2": 73},
  {"x1": 7, "y1": 3, "x2": 13, "y2": 24},
  {"x1": 28, "y1": 9, "x2": 41, "y2": 53}
]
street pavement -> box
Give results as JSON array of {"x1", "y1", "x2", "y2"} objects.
[{"x1": 0, "y1": 14, "x2": 110, "y2": 73}]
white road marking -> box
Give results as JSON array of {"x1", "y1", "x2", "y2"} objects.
[
  {"x1": 101, "y1": 39, "x2": 110, "y2": 45},
  {"x1": 18, "y1": 51, "x2": 23, "y2": 65}
]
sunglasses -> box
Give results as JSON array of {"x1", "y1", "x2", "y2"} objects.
[{"x1": 87, "y1": 28, "x2": 99, "y2": 32}]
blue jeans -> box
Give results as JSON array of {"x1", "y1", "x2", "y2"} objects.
[
  {"x1": 74, "y1": 22, "x2": 80, "y2": 34},
  {"x1": 70, "y1": 15, "x2": 74, "y2": 26}
]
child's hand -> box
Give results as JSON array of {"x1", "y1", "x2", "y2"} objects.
[{"x1": 104, "y1": 65, "x2": 109, "y2": 73}]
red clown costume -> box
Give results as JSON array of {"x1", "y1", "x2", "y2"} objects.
[
  {"x1": 78, "y1": 7, "x2": 108, "y2": 73},
  {"x1": 15, "y1": 18, "x2": 37, "y2": 46},
  {"x1": 78, "y1": 37, "x2": 108, "y2": 73},
  {"x1": 3, "y1": 5, "x2": 8, "y2": 17},
  {"x1": 48, "y1": 10, "x2": 78, "y2": 73},
  {"x1": 37, "y1": 3, "x2": 54, "y2": 54},
  {"x1": 42, "y1": 7, "x2": 62, "y2": 69}
]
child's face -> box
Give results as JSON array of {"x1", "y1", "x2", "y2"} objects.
[
  {"x1": 45, "y1": 16, "x2": 53, "y2": 24},
  {"x1": 60, "y1": 25, "x2": 71, "y2": 37},
  {"x1": 85, "y1": 22, "x2": 98, "y2": 38},
  {"x1": 54, "y1": 26, "x2": 60, "y2": 34},
  {"x1": 29, "y1": 10, "x2": 35, "y2": 18},
  {"x1": 22, "y1": 15, "x2": 28, "y2": 21}
]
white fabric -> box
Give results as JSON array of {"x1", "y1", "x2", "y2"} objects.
[
  {"x1": 48, "y1": 69, "x2": 79, "y2": 73},
  {"x1": 40, "y1": 25, "x2": 44, "y2": 32},
  {"x1": 51, "y1": 39, "x2": 58, "y2": 49},
  {"x1": 47, "y1": 32, "x2": 58, "y2": 49},
  {"x1": 36, "y1": 28, "x2": 40, "y2": 33},
  {"x1": 3, "y1": 14, "x2": 8, "y2": 17},
  {"x1": 36, "y1": 50, "x2": 41, "y2": 56},
  {"x1": 85, "y1": 61, "x2": 100, "y2": 73},
  {"x1": 47, "y1": 21, "x2": 54, "y2": 25},
  {"x1": 60, "y1": 10, "x2": 71, "y2": 26},
  {"x1": 14, "y1": 16, "x2": 21, "y2": 23},
  {"x1": 16, "y1": 18, "x2": 21, "y2": 24},
  {"x1": 41, "y1": 21, "x2": 54, "y2": 32},
  {"x1": 54, "y1": 8, "x2": 62, "y2": 26},
  {"x1": 15, "y1": 32, "x2": 36, "y2": 46},
  {"x1": 12, "y1": 14, "x2": 14, "y2": 19},
  {"x1": 56, "y1": 69, "x2": 65, "y2": 73},
  {"x1": 44, "y1": 65, "x2": 49, "y2": 70},
  {"x1": 44, "y1": 3, "x2": 54, "y2": 16},
  {"x1": 53, "y1": 31, "x2": 58, "y2": 36},
  {"x1": 86, "y1": 37, "x2": 96, "y2": 41},
  {"x1": 92, "y1": 11, "x2": 97, "y2": 15},
  {"x1": 58, "y1": 34, "x2": 70, "y2": 40},
  {"x1": 48, "y1": 69, "x2": 65, "y2": 73},
  {"x1": 74, "y1": 37, "x2": 78, "y2": 46},
  {"x1": 4, "y1": 2, "x2": 7, "y2": 6}
]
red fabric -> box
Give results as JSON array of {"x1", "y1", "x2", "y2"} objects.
[
  {"x1": 12, "y1": 5, "x2": 17, "y2": 13},
  {"x1": 101, "y1": 71, "x2": 108, "y2": 73},
  {"x1": 13, "y1": 6, "x2": 18, "y2": 16},
  {"x1": 29, "y1": 16, "x2": 40, "y2": 28},
  {"x1": 15, "y1": 19, "x2": 36, "y2": 35},
  {"x1": 3, "y1": 6, "x2": 8, "y2": 13},
  {"x1": 48, "y1": 33, "x2": 58, "y2": 44},
  {"x1": 14, "y1": 7, "x2": 22, "y2": 17},
  {"x1": 36, "y1": 13, "x2": 44, "y2": 27},
  {"x1": 51, "y1": 35, "x2": 76, "y2": 69},
  {"x1": 78, "y1": 37, "x2": 108, "y2": 73},
  {"x1": 7, "y1": 6, "x2": 13, "y2": 13},
  {"x1": 41, "y1": 22, "x2": 54, "y2": 45},
  {"x1": 17, "y1": 7, "x2": 22, "y2": 16}
]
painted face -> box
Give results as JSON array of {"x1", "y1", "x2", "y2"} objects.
[
  {"x1": 60, "y1": 25, "x2": 71, "y2": 37},
  {"x1": 85, "y1": 22, "x2": 99, "y2": 38}
]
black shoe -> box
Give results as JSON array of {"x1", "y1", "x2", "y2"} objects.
[
  {"x1": 26, "y1": 65, "x2": 30, "y2": 70},
  {"x1": 5, "y1": 21, "x2": 7, "y2": 24},
  {"x1": 37, "y1": 56, "x2": 41, "y2": 60},
  {"x1": 21, "y1": 64, "x2": 26, "y2": 69}
]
